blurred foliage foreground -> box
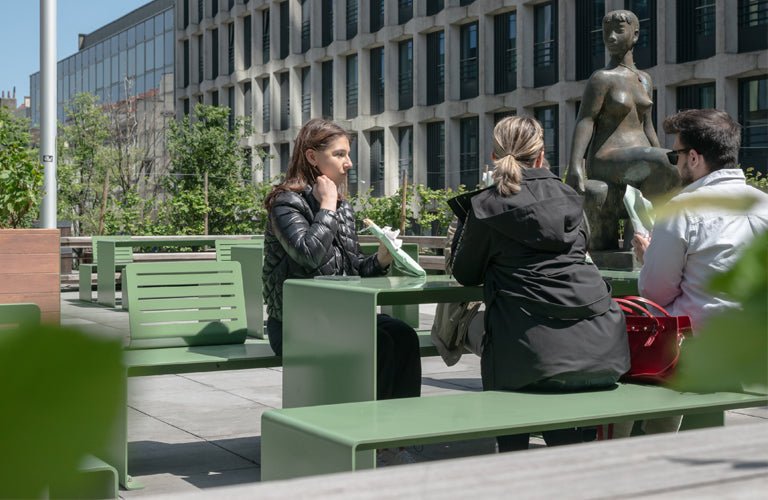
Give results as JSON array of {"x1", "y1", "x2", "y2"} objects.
[{"x1": 0, "y1": 325, "x2": 122, "y2": 498}]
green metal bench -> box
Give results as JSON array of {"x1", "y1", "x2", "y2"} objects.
[
  {"x1": 0, "y1": 302, "x2": 42, "y2": 329},
  {"x1": 214, "y1": 236, "x2": 264, "y2": 261},
  {"x1": 104, "y1": 260, "x2": 281, "y2": 490},
  {"x1": 261, "y1": 384, "x2": 768, "y2": 481},
  {"x1": 79, "y1": 236, "x2": 134, "y2": 302}
]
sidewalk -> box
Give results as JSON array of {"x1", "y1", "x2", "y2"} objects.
[{"x1": 60, "y1": 292, "x2": 768, "y2": 497}]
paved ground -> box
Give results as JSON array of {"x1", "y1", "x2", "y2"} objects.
[{"x1": 60, "y1": 291, "x2": 768, "y2": 498}]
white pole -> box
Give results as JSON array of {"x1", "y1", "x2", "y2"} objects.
[{"x1": 40, "y1": 0, "x2": 57, "y2": 228}]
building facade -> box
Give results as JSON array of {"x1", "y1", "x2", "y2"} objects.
[
  {"x1": 179, "y1": 0, "x2": 767, "y2": 195},
  {"x1": 30, "y1": 0, "x2": 175, "y2": 129}
]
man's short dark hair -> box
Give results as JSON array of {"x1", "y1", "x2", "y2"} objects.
[{"x1": 663, "y1": 109, "x2": 741, "y2": 171}]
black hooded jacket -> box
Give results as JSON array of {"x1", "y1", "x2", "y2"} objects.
[
  {"x1": 263, "y1": 186, "x2": 386, "y2": 322},
  {"x1": 451, "y1": 168, "x2": 630, "y2": 390}
]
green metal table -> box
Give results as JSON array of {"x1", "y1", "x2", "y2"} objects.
[{"x1": 282, "y1": 275, "x2": 483, "y2": 409}]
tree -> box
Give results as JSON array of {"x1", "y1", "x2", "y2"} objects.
[
  {"x1": 0, "y1": 106, "x2": 43, "y2": 228},
  {"x1": 165, "y1": 103, "x2": 262, "y2": 235},
  {"x1": 58, "y1": 93, "x2": 110, "y2": 235}
]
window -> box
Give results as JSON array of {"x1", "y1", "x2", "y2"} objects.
[
  {"x1": 460, "y1": 23, "x2": 479, "y2": 100},
  {"x1": 280, "y1": 143, "x2": 290, "y2": 173},
  {"x1": 198, "y1": 0, "x2": 204, "y2": 23},
  {"x1": 460, "y1": 0, "x2": 475, "y2": 5},
  {"x1": 261, "y1": 147, "x2": 271, "y2": 177},
  {"x1": 262, "y1": 9, "x2": 270, "y2": 64},
  {"x1": 211, "y1": 0, "x2": 219, "y2": 17},
  {"x1": 534, "y1": 2, "x2": 558, "y2": 87},
  {"x1": 348, "y1": 133, "x2": 359, "y2": 195},
  {"x1": 370, "y1": 0, "x2": 384, "y2": 32},
  {"x1": 534, "y1": 105, "x2": 559, "y2": 175},
  {"x1": 211, "y1": 89, "x2": 219, "y2": 106},
  {"x1": 494, "y1": 11, "x2": 516, "y2": 94},
  {"x1": 459, "y1": 117, "x2": 479, "y2": 188},
  {"x1": 576, "y1": 0, "x2": 605, "y2": 80},
  {"x1": 227, "y1": 23, "x2": 235, "y2": 74},
  {"x1": 626, "y1": 0, "x2": 657, "y2": 69},
  {"x1": 426, "y1": 0, "x2": 443, "y2": 16},
  {"x1": 677, "y1": 0, "x2": 715, "y2": 62},
  {"x1": 398, "y1": 127, "x2": 413, "y2": 183},
  {"x1": 243, "y1": 16, "x2": 252, "y2": 69},
  {"x1": 227, "y1": 86, "x2": 234, "y2": 130},
  {"x1": 279, "y1": 1, "x2": 289, "y2": 59},
  {"x1": 426, "y1": 122, "x2": 445, "y2": 189},
  {"x1": 369, "y1": 130, "x2": 385, "y2": 196},
  {"x1": 494, "y1": 110, "x2": 516, "y2": 124},
  {"x1": 739, "y1": 76, "x2": 768, "y2": 174},
  {"x1": 183, "y1": 0, "x2": 189, "y2": 29},
  {"x1": 426, "y1": 31, "x2": 444, "y2": 105},
  {"x1": 347, "y1": 0, "x2": 358, "y2": 39},
  {"x1": 370, "y1": 47, "x2": 384, "y2": 114},
  {"x1": 279, "y1": 72, "x2": 290, "y2": 130},
  {"x1": 398, "y1": 0, "x2": 413, "y2": 24},
  {"x1": 301, "y1": 66, "x2": 311, "y2": 123},
  {"x1": 677, "y1": 83, "x2": 716, "y2": 110},
  {"x1": 210, "y1": 29, "x2": 219, "y2": 79},
  {"x1": 183, "y1": 98, "x2": 190, "y2": 116},
  {"x1": 243, "y1": 81, "x2": 252, "y2": 124},
  {"x1": 301, "y1": 0, "x2": 311, "y2": 53},
  {"x1": 183, "y1": 40, "x2": 190, "y2": 87},
  {"x1": 398, "y1": 40, "x2": 413, "y2": 110},
  {"x1": 322, "y1": 0, "x2": 334, "y2": 47},
  {"x1": 197, "y1": 35, "x2": 204, "y2": 83},
  {"x1": 262, "y1": 77, "x2": 270, "y2": 132},
  {"x1": 739, "y1": 0, "x2": 768, "y2": 53},
  {"x1": 346, "y1": 54, "x2": 358, "y2": 118},
  {"x1": 322, "y1": 60, "x2": 333, "y2": 118}
]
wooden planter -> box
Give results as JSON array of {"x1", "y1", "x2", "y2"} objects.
[{"x1": 0, "y1": 229, "x2": 60, "y2": 324}]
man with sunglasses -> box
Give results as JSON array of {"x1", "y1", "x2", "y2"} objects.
[{"x1": 633, "y1": 109, "x2": 768, "y2": 332}]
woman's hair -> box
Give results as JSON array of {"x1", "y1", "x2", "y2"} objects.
[
  {"x1": 264, "y1": 118, "x2": 351, "y2": 209},
  {"x1": 491, "y1": 116, "x2": 545, "y2": 196}
]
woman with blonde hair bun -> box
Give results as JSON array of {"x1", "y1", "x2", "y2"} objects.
[{"x1": 449, "y1": 115, "x2": 630, "y2": 452}]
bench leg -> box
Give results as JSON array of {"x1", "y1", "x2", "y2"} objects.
[
  {"x1": 79, "y1": 265, "x2": 95, "y2": 302},
  {"x1": 680, "y1": 411, "x2": 725, "y2": 431},
  {"x1": 97, "y1": 242, "x2": 117, "y2": 307},
  {"x1": 99, "y1": 371, "x2": 144, "y2": 490},
  {"x1": 262, "y1": 413, "x2": 368, "y2": 480}
]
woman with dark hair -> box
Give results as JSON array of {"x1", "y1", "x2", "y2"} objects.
[
  {"x1": 451, "y1": 116, "x2": 630, "y2": 451},
  {"x1": 263, "y1": 120, "x2": 421, "y2": 463}
]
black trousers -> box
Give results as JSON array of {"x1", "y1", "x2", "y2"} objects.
[{"x1": 266, "y1": 314, "x2": 421, "y2": 400}]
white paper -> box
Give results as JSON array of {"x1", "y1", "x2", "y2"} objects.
[
  {"x1": 623, "y1": 185, "x2": 655, "y2": 237},
  {"x1": 362, "y1": 219, "x2": 427, "y2": 278}
]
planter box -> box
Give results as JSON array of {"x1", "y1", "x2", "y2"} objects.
[{"x1": 0, "y1": 229, "x2": 60, "y2": 324}]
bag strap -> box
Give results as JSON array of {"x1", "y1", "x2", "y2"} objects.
[{"x1": 618, "y1": 295, "x2": 672, "y2": 317}]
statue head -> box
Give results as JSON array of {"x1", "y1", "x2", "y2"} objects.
[{"x1": 603, "y1": 10, "x2": 640, "y2": 56}]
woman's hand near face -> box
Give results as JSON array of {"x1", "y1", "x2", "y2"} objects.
[{"x1": 313, "y1": 175, "x2": 338, "y2": 211}]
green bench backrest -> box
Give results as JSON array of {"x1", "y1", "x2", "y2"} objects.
[
  {"x1": 215, "y1": 237, "x2": 264, "y2": 262},
  {"x1": 92, "y1": 236, "x2": 133, "y2": 265},
  {"x1": 124, "y1": 261, "x2": 248, "y2": 349},
  {"x1": 0, "y1": 303, "x2": 41, "y2": 330}
]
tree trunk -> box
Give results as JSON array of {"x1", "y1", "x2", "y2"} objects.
[
  {"x1": 204, "y1": 170, "x2": 209, "y2": 235},
  {"x1": 98, "y1": 168, "x2": 110, "y2": 235}
]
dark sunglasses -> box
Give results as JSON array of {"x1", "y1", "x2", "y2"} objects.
[{"x1": 666, "y1": 148, "x2": 691, "y2": 164}]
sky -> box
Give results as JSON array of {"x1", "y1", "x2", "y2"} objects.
[{"x1": 0, "y1": 0, "x2": 150, "y2": 104}]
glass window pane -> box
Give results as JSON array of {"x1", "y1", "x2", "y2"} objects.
[
  {"x1": 146, "y1": 39, "x2": 155, "y2": 71},
  {"x1": 155, "y1": 33, "x2": 164, "y2": 68}
]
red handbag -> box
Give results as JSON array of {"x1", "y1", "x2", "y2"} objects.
[{"x1": 614, "y1": 296, "x2": 693, "y2": 384}]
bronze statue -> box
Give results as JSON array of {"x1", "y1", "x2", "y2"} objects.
[{"x1": 566, "y1": 9, "x2": 680, "y2": 251}]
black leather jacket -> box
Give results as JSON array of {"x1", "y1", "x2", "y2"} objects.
[{"x1": 263, "y1": 186, "x2": 386, "y2": 322}]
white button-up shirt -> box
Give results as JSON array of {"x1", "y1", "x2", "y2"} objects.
[{"x1": 639, "y1": 168, "x2": 768, "y2": 331}]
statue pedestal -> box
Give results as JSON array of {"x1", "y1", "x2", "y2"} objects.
[{"x1": 590, "y1": 250, "x2": 639, "y2": 271}]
